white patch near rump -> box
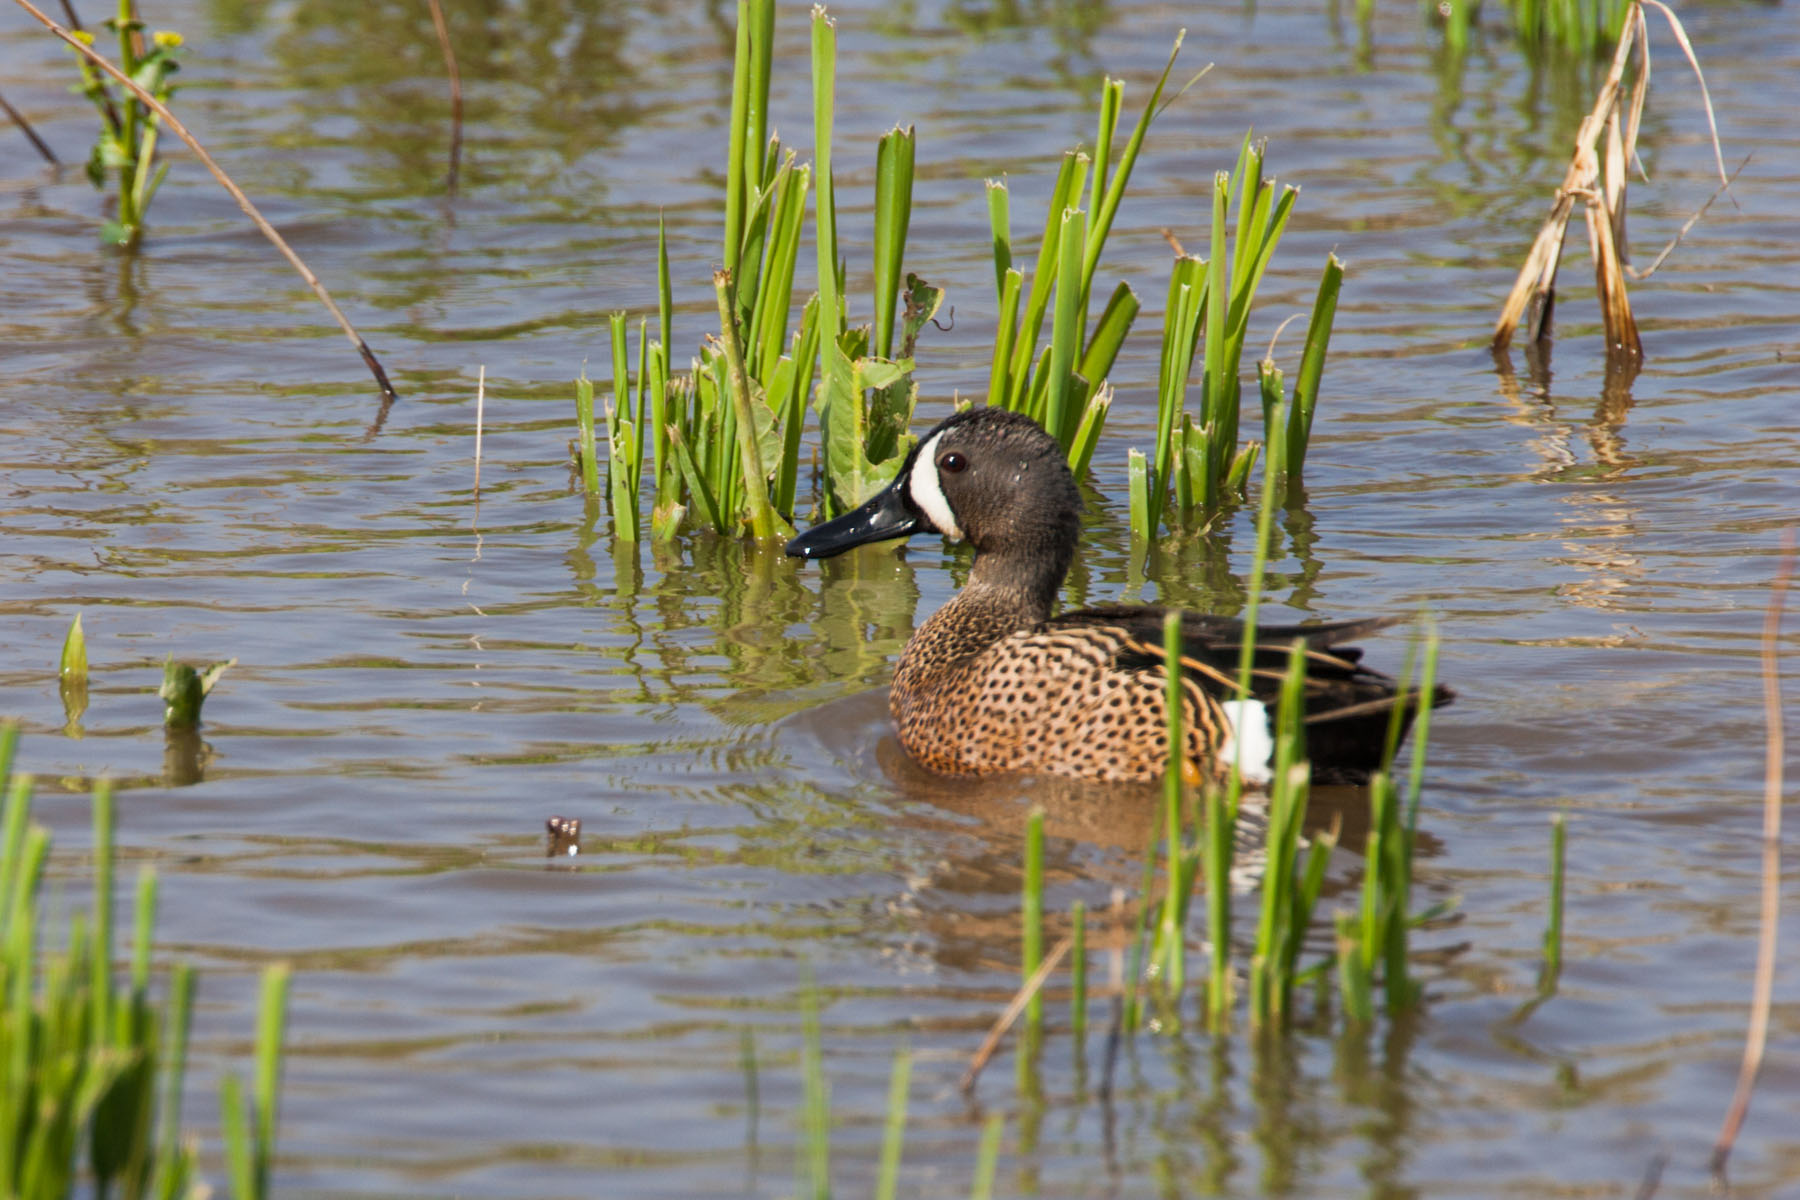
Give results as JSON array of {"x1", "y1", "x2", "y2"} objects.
[
  {"x1": 1219, "y1": 699, "x2": 1273, "y2": 786},
  {"x1": 907, "y1": 430, "x2": 964, "y2": 541}
]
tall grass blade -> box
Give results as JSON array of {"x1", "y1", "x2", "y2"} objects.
[
  {"x1": 1542, "y1": 813, "x2": 1567, "y2": 989},
  {"x1": 1156, "y1": 611, "x2": 1187, "y2": 999},
  {"x1": 1021, "y1": 808, "x2": 1045, "y2": 1033},
  {"x1": 874, "y1": 1046, "x2": 910, "y2": 1200},
  {"x1": 799, "y1": 973, "x2": 829, "y2": 1200},
  {"x1": 969, "y1": 1113, "x2": 1004, "y2": 1200}
]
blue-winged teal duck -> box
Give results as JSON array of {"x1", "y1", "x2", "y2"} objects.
[{"x1": 786, "y1": 407, "x2": 1449, "y2": 784}]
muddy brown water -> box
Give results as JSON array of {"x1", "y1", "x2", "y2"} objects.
[{"x1": 4, "y1": 0, "x2": 1800, "y2": 1195}]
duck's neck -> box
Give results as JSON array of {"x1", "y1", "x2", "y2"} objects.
[{"x1": 895, "y1": 549, "x2": 1066, "y2": 686}]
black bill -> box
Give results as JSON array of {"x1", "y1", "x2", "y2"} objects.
[{"x1": 784, "y1": 476, "x2": 921, "y2": 560}]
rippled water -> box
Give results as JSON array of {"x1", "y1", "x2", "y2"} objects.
[{"x1": 3, "y1": 0, "x2": 1799, "y2": 1194}]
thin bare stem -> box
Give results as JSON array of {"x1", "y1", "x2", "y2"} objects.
[
  {"x1": 473, "y1": 364, "x2": 486, "y2": 499},
  {"x1": 14, "y1": 0, "x2": 399, "y2": 401},
  {"x1": 1710, "y1": 530, "x2": 1793, "y2": 1182},
  {"x1": 959, "y1": 933, "x2": 1073, "y2": 1096},
  {"x1": 0, "y1": 90, "x2": 58, "y2": 164},
  {"x1": 424, "y1": 0, "x2": 462, "y2": 194}
]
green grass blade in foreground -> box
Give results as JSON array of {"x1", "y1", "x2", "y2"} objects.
[
  {"x1": 969, "y1": 1113, "x2": 1004, "y2": 1200},
  {"x1": 1155, "y1": 611, "x2": 1186, "y2": 998},
  {"x1": 91, "y1": 777, "x2": 114, "y2": 1038},
  {"x1": 1022, "y1": 808, "x2": 1045, "y2": 1035},
  {"x1": 799, "y1": 975, "x2": 829, "y2": 1200},
  {"x1": 874, "y1": 1046, "x2": 910, "y2": 1200}
]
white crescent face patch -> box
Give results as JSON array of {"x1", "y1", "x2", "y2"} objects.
[{"x1": 907, "y1": 430, "x2": 964, "y2": 542}]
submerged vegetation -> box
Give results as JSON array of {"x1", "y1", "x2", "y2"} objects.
[
  {"x1": 0, "y1": 725, "x2": 289, "y2": 1199},
  {"x1": 582, "y1": 0, "x2": 1341, "y2": 545}
]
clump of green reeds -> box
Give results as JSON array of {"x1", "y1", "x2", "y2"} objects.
[
  {"x1": 1128, "y1": 135, "x2": 1344, "y2": 541},
  {"x1": 0, "y1": 724, "x2": 290, "y2": 1200},
  {"x1": 987, "y1": 441, "x2": 1445, "y2": 1052},
  {"x1": 577, "y1": 0, "x2": 942, "y2": 543},
  {"x1": 984, "y1": 38, "x2": 1203, "y2": 475},
  {"x1": 64, "y1": 3, "x2": 184, "y2": 246}
]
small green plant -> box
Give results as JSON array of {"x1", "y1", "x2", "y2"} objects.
[
  {"x1": 159, "y1": 656, "x2": 232, "y2": 730},
  {"x1": 59, "y1": 613, "x2": 88, "y2": 731},
  {"x1": 68, "y1": 4, "x2": 184, "y2": 246},
  {"x1": 0, "y1": 724, "x2": 290, "y2": 1199}
]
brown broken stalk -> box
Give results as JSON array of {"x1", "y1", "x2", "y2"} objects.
[
  {"x1": 1492, "y1": 0, "x2": 1729, "y2": 359},
  {"x1": 14, "y1": 0, "x2": 399, "y2": 402}
]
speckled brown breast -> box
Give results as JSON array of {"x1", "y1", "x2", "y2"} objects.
[{"x1": 891, "y1": 612, "x2": 1232, "y2": 784}]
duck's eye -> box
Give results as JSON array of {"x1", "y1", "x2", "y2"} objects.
[{"x1": 939, "y1": 451, "x2": 968, "y2": 474}]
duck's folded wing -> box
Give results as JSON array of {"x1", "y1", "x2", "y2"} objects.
[{"x1": 1046, "y1": 605, "x2": 1452, "y2": 779}]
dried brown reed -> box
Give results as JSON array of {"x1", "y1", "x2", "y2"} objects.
[
  {"x1": 0, "y1": 89, "x2": 58, "y2": 163},
  {"x1": 1709, "y1": 531, "x2": 1793, "y2": 1186},
  {"x1": 958, "y1": 933, "x2": 1073, "y2": 1096},
  {"x1": 424, "y1": 0, "x2": 463, "y2": 194},
  {"x1": 14, "y1": 0, "x2": 399, "y2": 401},
  {"x1": 1492, "y1": 0, "x2": 1729, "y2": 360}
]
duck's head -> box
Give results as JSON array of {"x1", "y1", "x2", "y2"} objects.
[{"x1": 785, "y1": 407, "x2": 1083, "y2": 589}]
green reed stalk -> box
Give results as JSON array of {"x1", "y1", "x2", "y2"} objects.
[
  {"x1": 985, "y1": 179, "x2": 1012, "y2": 302},
  {"x1": 1022, "y1": 808, "x2": 1045, "y2": 1032},
  {"x1": 1156, "y1": 612, "x2": 1186, "y2": 997},
  {"x1": 1542, "y1": 813, "x2": 1567, "y2": 988},
  {"x1": 874, "y1": 1046, "x2": 910, "y2": 1200},
  {"x1": 811, "y1": 9, "x2": 841, "y2": 339},
  {"x1": 574, "y1": 373, "x2": 600, "y2": 497},
  {"x1": 223, "y1": 963, "x2": 290, "y2": 1200},
  {"x1": 873, "y1": 128, "x2": 915, "y2": 359},
  {"x1": 1044, "y1": 206, "x2": 1088, "y2": 448},
  {"x1": 1248, "y1": 643, "x2": 1331, "y2": 1029},
  {"x1": 722, "y1": 0, "x2": 771, "y2": 286},
  {"x1": 1069, "y1": 900, "x2": 1087, "y2": 1040},
  {"x1": 969, "y1": 1113, "x2": 1004, "y2": 1200},
  {"x1": 1283, "y1": 255, "x2": 1344, "y2": 499},
  {"x1": 799, "y1": 975, "x2": 829, "y2": 1200},
  {"x1": 91, "y1": 778, "x2": 114, "y2": 1036},
  {"x1": 606, "y1": 312, "x2": 641, "y2": 540},
  {"x1": 713, "y1": 270, "x2": 778, "y2": 541}
]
